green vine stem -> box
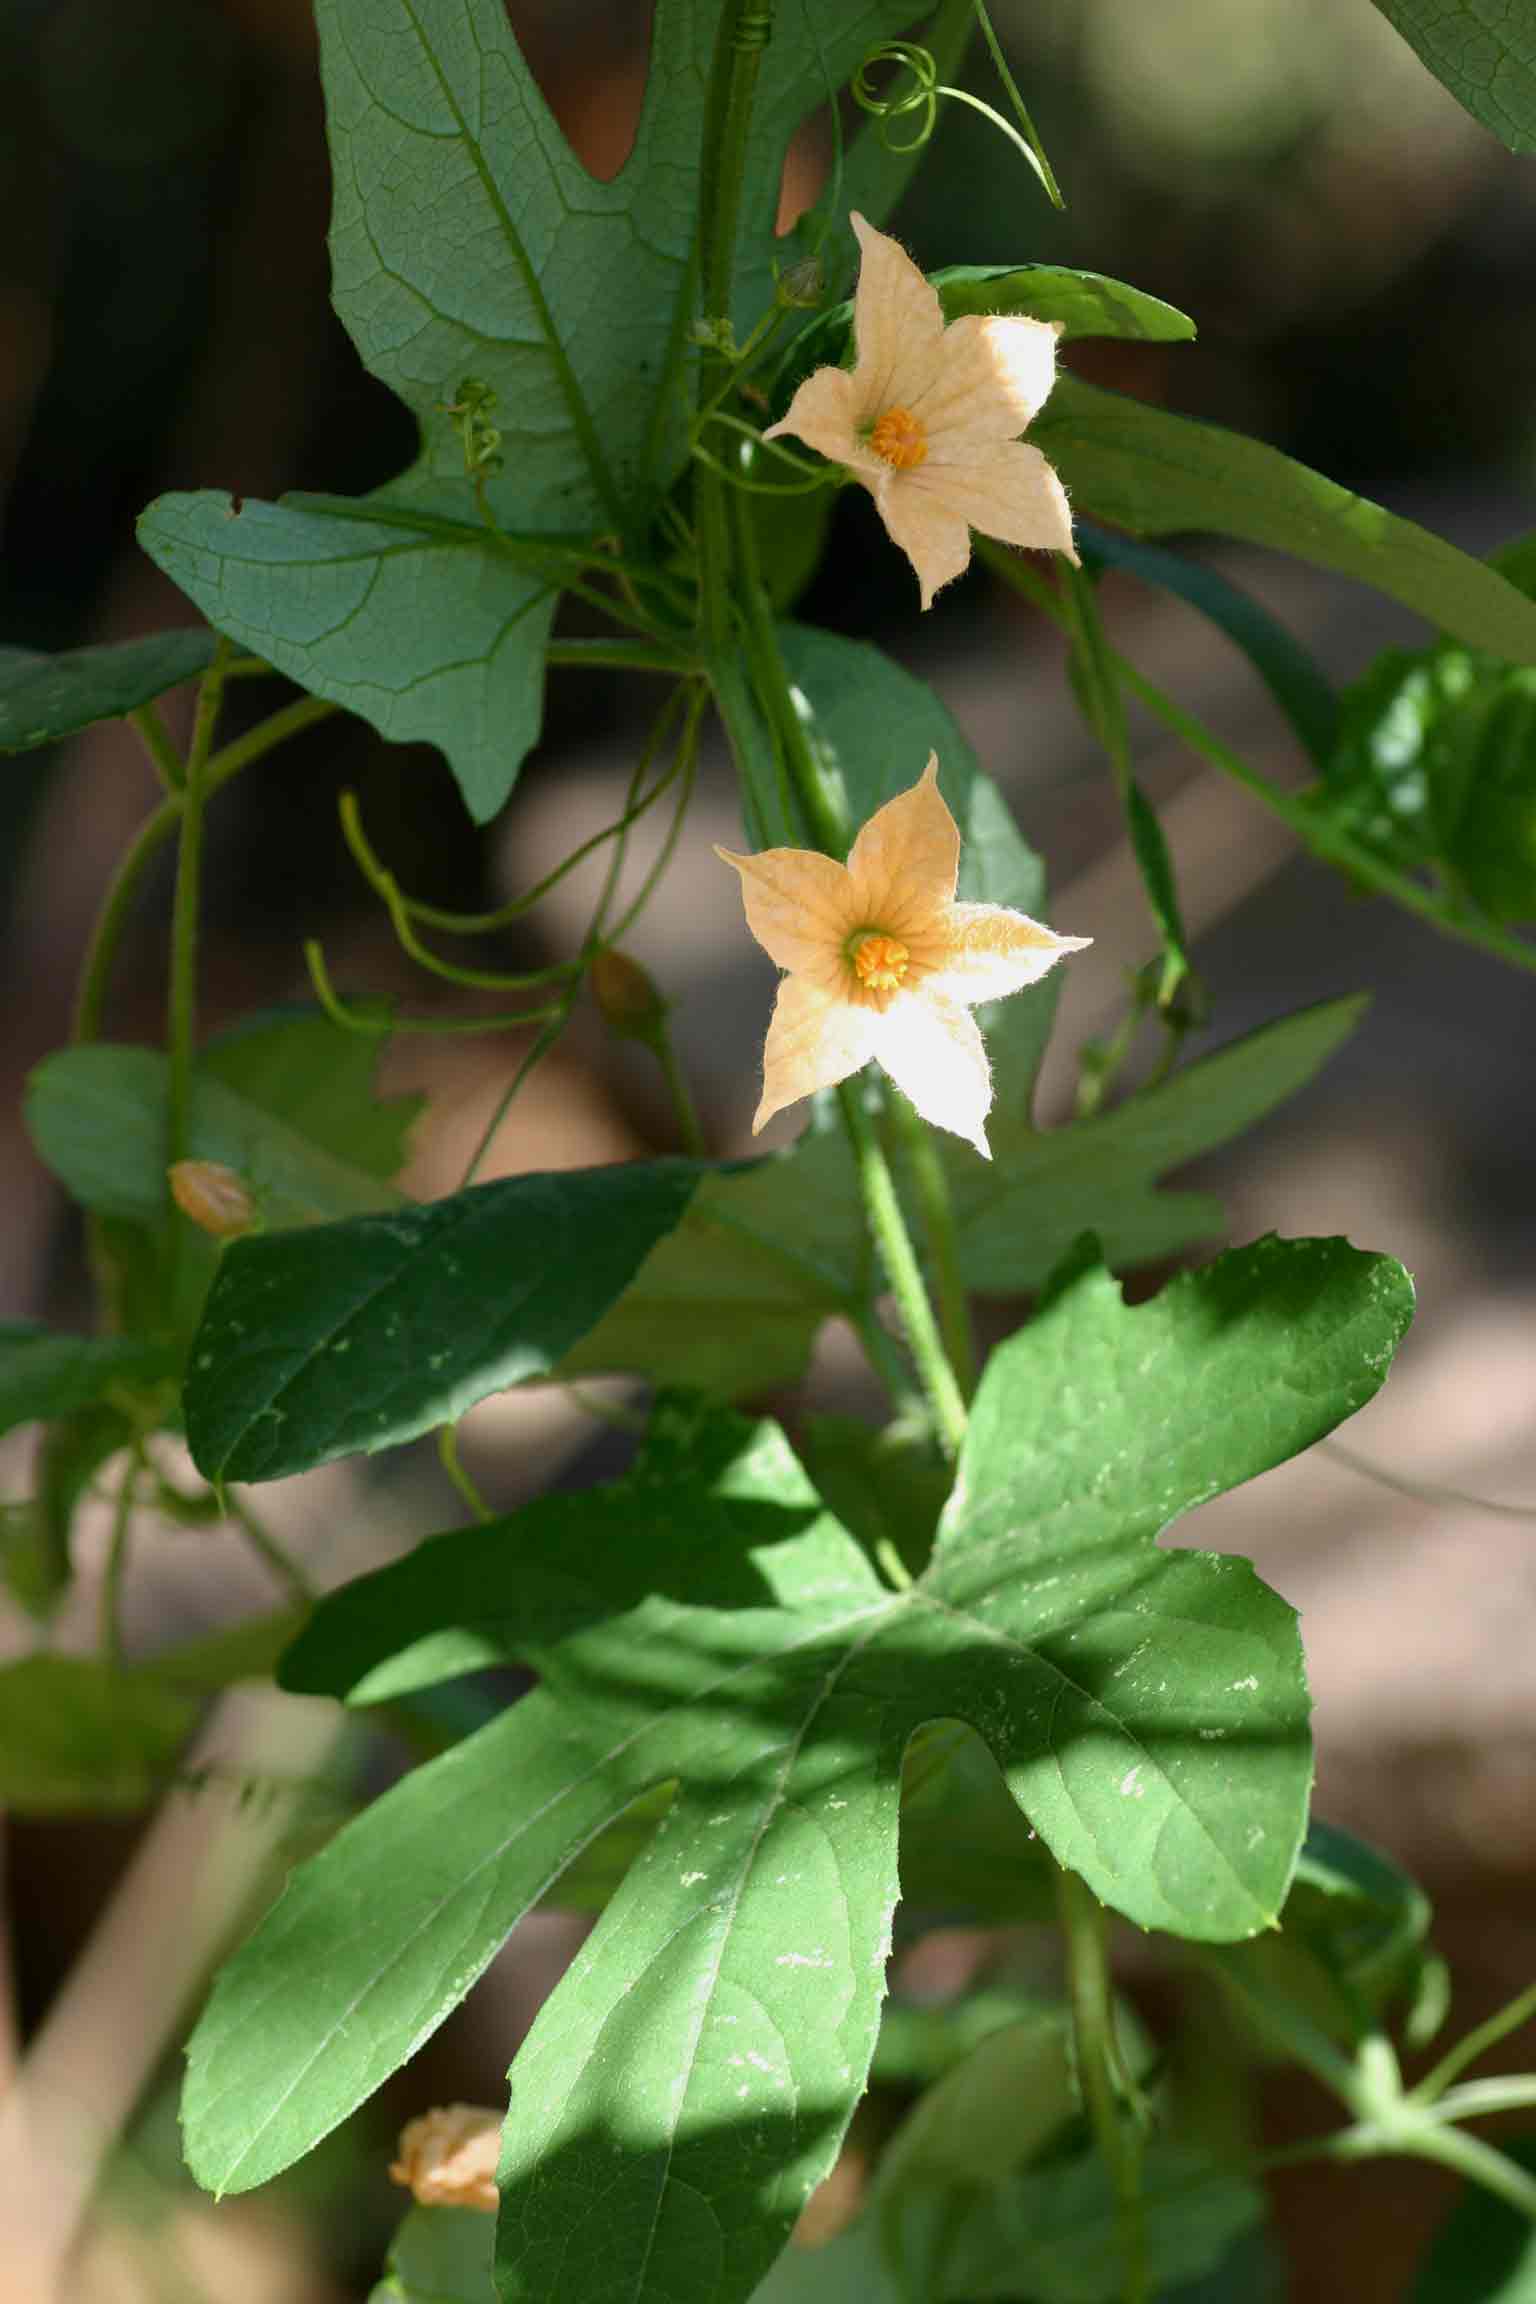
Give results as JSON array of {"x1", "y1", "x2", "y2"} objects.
[
  {"x1": 99, "y1": 1454, "x2": 141, "y2": 1667},
  {"x1": 128, "y1": 700, "x2": 184, "y2": 793},
  {"x1": 1412, "y1": 1979, "x2": 1536, "y2": 2104},
  {"x1": 225, "y1": 1491, "x2": 316, "y2": 1608},
  {"x1": 73, "y1": 691, "x2": 337, "y2": 1045},
  {"x1": 438, "y1": 1425, "x2": 493, "y2": 1523},
  {"x1": 166, "y1": 640, "x2": 231, "y2": 1172},
  {"x1": 654, "y1": 1019, "x2": 707, "y2": 1157},
  {"x1": 883, "y1": 1088, "x2": 976, "y2": 1400},
  {"x1": 837, "y1": 1085, "x2": 968, "y2": 1459},
  {"x1": 1056, "y1": 1864, "x2": 1149, "y2": 2304}
]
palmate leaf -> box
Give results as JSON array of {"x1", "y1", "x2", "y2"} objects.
[
  {"x1": 139, "y1": 0, "x2": 933, "y2": 820},
  {"x1": 187, "y1": 1237, "x2": 1411, "y2": 2304},
  {"x1": 563, "y1": 993, "x2": 1371, "y2": 1396},
  {"x1": 1369, "y1": 0, "x2": 1536, "y2": 154}
]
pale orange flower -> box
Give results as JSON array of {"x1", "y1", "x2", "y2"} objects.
[
  {"x1": 389, "y1": 2104, "x2": 501, "y2": 2213},
  {"x1": 717, "y1": 757, "x2": 1089, "y2": 1157},
  {"x1": 765, "y1": 213, "x2": 1078, "y2": 608}
]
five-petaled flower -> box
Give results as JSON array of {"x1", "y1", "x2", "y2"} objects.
[
  {"x1": 764, "y1": 213, "x2": 1078, "y2": 608},
  {"x1": 716, "y1": 757, "x2": 1089, "y2": 1157}
]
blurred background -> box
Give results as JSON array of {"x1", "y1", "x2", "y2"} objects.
[{"x1": 2, "y1": 0, "x2": 1535, "y2": 2294}]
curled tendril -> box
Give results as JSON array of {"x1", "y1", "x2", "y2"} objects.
[{"x1": 851, "y1": 41, "x2": 939, "y2": 154}]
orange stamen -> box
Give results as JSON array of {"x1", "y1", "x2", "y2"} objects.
[
  {"x1": 852, "y1": 932, "x2": 910, "y2": 992},
  {"x1": 869, "y1": 406, "x2": 927, "y2": 470}
]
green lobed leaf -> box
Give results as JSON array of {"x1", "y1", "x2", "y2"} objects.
[
  {"x1": 192, "y1": 1240, "x2": 1406, "y2": 2299},
  {"x1": 136, "y1": 495, "x2": 560, "y2": 827},
  {"x1": 201, "y1": 1007, "x2": 422, "y2": 1185},
  {"x1": 1369, "y1": 0, "x2": 1536, "y2": 153},
  {"x1": 0, "y1": 630, "x2": 217, "y2": 753},
  {"x1": 184, "y1": 1161, "x2": 708, "y2": 1483},
  {"x1": 565, "y1": 992, "x2": 1371, "y2": 1398},
  {"x1": 141, "y1": 0, "x2": 932, "y2": 819},
  {"x1": 1031, "y1": 375, "x2": 1536, "y2": 664},
  {"x1": 1077, "y1": 519, "x2": 1339, "y2": 769},
  {"x1": 1413, "y1": 2142, "x2": 1536, "y2": 2302}
]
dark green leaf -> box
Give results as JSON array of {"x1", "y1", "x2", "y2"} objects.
[
  {"x1": 0, "y1": 631, "x2": 216, "y2": 753},
  {"x1": 0, "y1": 1326, "x2": 172, "y2": 1439},
  {"x1": 1320, "y1": 644, "x2": 1536, "y2": 922},
  {"x1": 1369, "y1": 1, "x2": 1536, "y2": 153},
  {"x1": 373, "y1": 2205, "x2": 496, "y2": 2304},
  {"x1": 1414, "y1": 2141, "x2": 1536, "y2": 2301},
  {"x1": 203, "y1": 1239, "x2": 1407, "y2": 2283},
  {"x1": 1031, "y1": 376, "x2": 1536, "y2": 663},
  {"x1": 26, "y1": 1032, "x2": 417, "y2": 1256},
  {"x1": 1200, "y1": 1818, "x2": 1439, "y2": 2054},
  {"x1": 940, "y1": 2142, "x2": 1263, "y2": 2303},
  {"x1": 185, "y1": 1161, "x2": 707, "y2": 1482},
  {"x1": 1077, "y1": 520, "x2": 1339, "y2": 768},
  {"x1": 203, "y1": 1007, "x2": 422, "y2": 1183}
]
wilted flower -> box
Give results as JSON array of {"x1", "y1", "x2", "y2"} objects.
[
  {"x1": 716, "y1": 756, "x2": 1089, "y2": 1157},
  {"x1": 765, "y1": 213, "x2": 1077, "y2": 608},
  {"x1": 389, "y1": 2104, "x2": 501, "y2": 2213},
  {"x1": 168, "y1": 1159, "x2": 257, "y2": 1240}
]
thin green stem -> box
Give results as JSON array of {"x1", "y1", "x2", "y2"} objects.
[
  {"x1": 1414, "y1": 1982, "x2": 1536, "y2": 2104},
  {"x1": 546, "y1": 637, "x2": 698, "y2": 675},
  {"x1": 1322, "y1": 1438, "x2": 1536, "y2": 1524},
  {"x1": 438, "y1": 1425, "x2": 492, "y2": 1523},
  {"x1": 837, "y1": 1086, "x2": 967, "y2": 1457},
  {"x1": 1344, "y1": 2116, "x2": 1536, "y2": 2221},
  {"x1": 1057, "y1": 1866, "x2": 1148, "y2": 2304},
  {"x1": 129, "y1": 702, "x2": 184, "y2": 792},
  {"x1": 166, "y1": 643, "x2": 230, "y2": 1172},
  {"x1": 971, "y1": 0, "x2": 1064, "y2": 205},
  {"x1": 1433, "y1": 2074, "x2": 1536, "y2": 2124},
  {"x1": 655, "y1": 1023, "x2": 706, "y2": 1157},
  {"x1": 303, "y1": 940, "x2": 563, "y2": 1041},
  {"x1": 72, "y1": 694, "x2": 338, "y2": 1047},
  {"x1": 100, "y1": 1455, "x2": 140, "y2": 1667},
  {"x1": 884, "y1": 1090, "x2": 975, "y2": 1400},
  {"x1": 225, "y1": 1492, "x2": 315, "y2": 1607}
]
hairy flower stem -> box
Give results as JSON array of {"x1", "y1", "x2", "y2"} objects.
[
  {"x1": 1056, "y1": 1864, "x2": 1149, "y2": 2304},
  {"x1": 837, "y1": 1085, "x2": 968, "y2": 1457}
]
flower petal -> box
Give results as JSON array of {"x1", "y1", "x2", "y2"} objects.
[
  {"x1": 870, "y1": 991, "x2": 994, "y2": 1158},
  {"x1": 848, "y1": 211, "x2": 946, "y2": 415},
  {"x1": 846, "y1": 754, "x2": 960, "y2": 930},
  {"x1": 925, "y1": 901, "x2": 1092, "y2": 1005},
  {"x1": 869, "y1": 474, "x2": 974, "y2": 609},
  {"x1": 763, "y1": 365, "x2": 880, "y2": 476},
  {"x1": 915, "y1": 313, "x2": 1061, "y2": 446},
  {"x1": 754, "y1": 973, "x2": 877, "y2": 1132},
  {"x1": 903, "y1": 438, "x2": 1078, "y2": 562},
  {"x1": 715, "y1": 843, "x2": 855, "y2": 981}
]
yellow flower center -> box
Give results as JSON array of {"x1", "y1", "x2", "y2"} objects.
[
  {"x1": 869, "y1": 405, "x2": 928, "y2": 471},
  {"x1": 851, "y1": 931, "x2": 910, "y2": 991}
]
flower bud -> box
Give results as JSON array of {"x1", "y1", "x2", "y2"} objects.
[
  {"x1": 591, "y1": 948, "x2": 668, "y2": 1043},
  {"x1": 168, "y1": 1159, "x2": 258, "y2": 1240},
  {"x1": 389, "y1": 2104, "x2": 501, "y2": 2213},
  {"x1": 775, "y1": 256, "x2": 824, "y2": 310}
]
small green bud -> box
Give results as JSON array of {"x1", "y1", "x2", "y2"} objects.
[{"x1": 775, "y1": 256, "x2": 824, "y2": 310}]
